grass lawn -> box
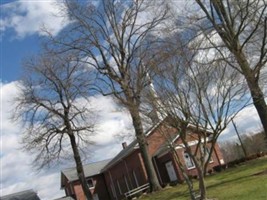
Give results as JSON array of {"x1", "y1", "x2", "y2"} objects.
[{"x1": 139, "y1": 156, "x2": 267, "y2": 200}]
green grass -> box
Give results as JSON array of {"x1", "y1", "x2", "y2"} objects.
[{"x1": 140, "y1": 157, "x2": 267, "y2": 200}]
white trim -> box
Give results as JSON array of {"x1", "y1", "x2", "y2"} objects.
[
  {"x1": 133, "y1": 170, "x2": 139, "y2": 187},
  {"x1": 86, "y1": 178, "x2": 94, "y2": 189},
  {"x1": 124, "y1": 183, "x2": 150, "y2": 198},
  {"x1": 109, "y1": 171, "x2": 117, "y2": 199},
  {"x1": 171, "y1": 134, "x2": 180, "y2": 143},
  {"x1": 183, "y1": 152, "x2": 195, "y2": 170},
  {"x1": 187, "y1": 166, "x2": 196, "y2": 170},
  {"x1": 187, "y1": 124, "x2": 213, "y2": 134},
  {"x1": 117, "y1": 180, "x2": 122, "y2": 195},
  {"x1": 110, "y1": 183, "x2": 116, "y2": 198},
  {"x1": 146, "y1": 120, "x2": 164, "y2": 137},
  {"x1": 123, "y1": 160, "x2": 133, "y2": 190},
  {"x1": 175, "y1": 138, "x2": 212, "y2": 150},
  {"x1": 175, "y1": 145, "x2": 184, "y2": 150},
  {"x1": 124, "y1": 175, "x2": 130, "y2": 191}
]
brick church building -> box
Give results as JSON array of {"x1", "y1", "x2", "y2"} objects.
[{"x1": 60, "y1": 119, "x2": 224, "y2": 200}]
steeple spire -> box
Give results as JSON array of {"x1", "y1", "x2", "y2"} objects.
[{"x1": 146, "y1": 71, "x2": 163, "y2": 123}]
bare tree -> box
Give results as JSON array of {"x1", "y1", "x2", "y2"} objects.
[
  {"x1": 220, "y1": 131, "x2": 267, "y2": 163},
  {"x1": 145, "y1": 34, "x2": 249, "y2": 199},
  {"x1": 13, "y1": 51, "x2": 96, "y2": 200},
  {"x1": 193, "y1": 0, "x2": 267, "y2": 137},
  {"x1": 48, "y1": 0, "x2": 170, "y2": 192},
  {"x1": 232, "y1": 119, "x2": 248, "y2": 158},
  {"x1": 219, "y1": 141, "x2": 245, "y2": 163},
  {"x1": 242, "y1": 131, "x2": 267, "y2": 155}
]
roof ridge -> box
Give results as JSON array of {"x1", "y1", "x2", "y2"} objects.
[
  {"x1": 61, "y1": 158, "x2": 112, "y2": 172},
  {"x1": 101, "y1": 120, "x2": 165, "y2": 172}
]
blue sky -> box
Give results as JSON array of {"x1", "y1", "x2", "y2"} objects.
[
  {"x1": 0, "y1": 1, "x2": 134, "y2": 199},
  {"x1": 1, "y1": 0, "x2": 66, "y2": 82},
  {"x1": 0, "y1": 0, "x2": 262, "y2": 200},
  {"x1": 2, "y1": 34, "x2": 41, "y2": 82}
]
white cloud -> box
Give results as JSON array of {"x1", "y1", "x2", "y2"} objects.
[
  {"x1": 0, "y1": 81, "x2": 132, "y2": 199},
  {"x1": 0, "y1": 80, "x2": 263, "y2": 199},
  {"x1": 1, "y1": 172, "x2": 63, "y2": 200},
  {"x1": 219, "y1": 105, "x2": 262, "y2": 141},
  {"x1": 0, "y1": 82, "x2": 62, "y2": 199},
  {"x1": 88, "y1": 95, "x2": 134, "y2": 160},
  {"x1": 0, "y1": 81, "x2": 21, "y2": 133},
  {"x1": 0, "y1": 0, "x2": 70, "y2": 39}
]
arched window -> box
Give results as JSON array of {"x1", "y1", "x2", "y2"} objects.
[
  {"x1": 201, "y1": 146, "x2": 213, "y2": 163},
  {"x1": 183, "y1": 152, "x2": 195, "y2": 169},
  {"x1": 87, "y1": 178, "x2": 94, "y2": 188}
]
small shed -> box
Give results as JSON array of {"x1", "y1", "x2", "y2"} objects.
[{"x1": 1, "y1": 189, "x2": 40, "y2": 200}]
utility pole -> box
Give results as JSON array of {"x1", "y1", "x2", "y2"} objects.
[{"x1": 232, "y1": 119, "x2": 248, "y2": 158}]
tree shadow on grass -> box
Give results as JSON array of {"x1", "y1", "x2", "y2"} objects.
[
  {"x1": 140, "y1": 186, "x2": 189, "y2": 200},
  {"x1": 206, "y1": 174, "x2": 253, "y2": 190},
  {"x1": 164, "y1": 190, "x2": 188, "y2": 200}
]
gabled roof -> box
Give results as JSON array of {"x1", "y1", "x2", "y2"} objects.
[
  {"x1": 101, "y1": 120, "x2": 164, "y2": 172},
  {"x1": 60, "y1": 120, "x2": 163, "y2": 188},
  {"x1": 54, "y1": 196, "x2": 75, "y2": 200},
  {"x1": 101, "y1": 117, "x2": 213, "y2": 172},
  {"x1": 101, "y1": 139, "x2": 139, "y2": 172},
  {"x1": 61, "y1": 159, "x2": 111, "y2": 187},
  {"x1": 153, "y1": 125, "x2": 214, "y2": 157},
  {"x1": 1, "y1": 190, "x2": 40, "y2": 200},
  {"x1": 153, "y1": 133, "x2": 180, "y2": 157}
]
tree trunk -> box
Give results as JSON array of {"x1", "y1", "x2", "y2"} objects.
[
  {"x1": 69, "y1": 133, "x2": 93, "y2": 200},
  {"x1": 197, "y1": 1, "x2": 267, "y2": 138},
  {"x1": 233, "y1": 48, "x2": 267, "y2": 138},
  {"x1": 191, "y1": 154, "x2": 207, "y2": 200},
  {"x1": 130, "y1": 106, "x2": 162, "y2": 192},
  {"x1": 180, "y1": 126, "x2": 207, "y2": 200},
  {"x1": 245, "y1": 79, "x2": 267, "y2": 137},
  {"x1": 197, "y1": 169, "x2": 207, "y2": 200},
  {"x1": 172, "y1": 148, "x2": 196, "y2": 200}
]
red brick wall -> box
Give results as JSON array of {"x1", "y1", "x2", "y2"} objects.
[
  {"x1": 103, "y1": 150, "x2": 146, "y2": 200},
  {"x1": 147, "y1": 124, "x2": 177, "y2": 156},
  {"x1": 93, "y1": 174, "x2": 111, "y2": 200},
  {"x1": 213, "y1": 142, "x2": 225, "y2": 165},
  {"x1": 62, "y1": 123, "x2": 225, "y2": 200},
  {"x1": 73, "y1": 182, "x2": 85, "y2": 200},
  {"x1": 154, "y1": 131, "x2": 225, "y2": 183},
  {"x1": 103, "y1": 122, "x2": 178, "y2": 200},
  {"x1": 173, "y1": 137, "x2": 224, "y2": 179},
  {"x1": 68, "y1": 174, "x2": 110, "y2": 200}
]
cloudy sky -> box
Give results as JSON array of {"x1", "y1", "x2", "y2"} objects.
[
  {"x1": 0, "y1": 1, "x2": 134, "y2": 199},
  {"x1": 0, "y1": 0, "x2": 262, "y2": 199}
]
